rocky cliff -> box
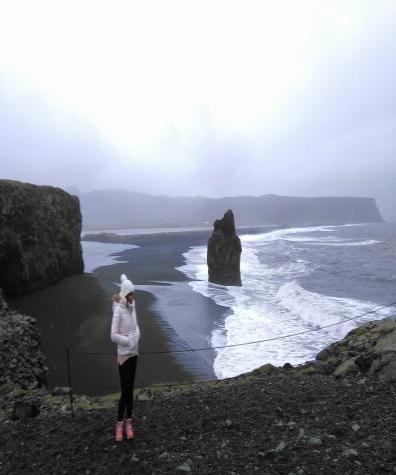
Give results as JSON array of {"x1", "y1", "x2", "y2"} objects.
[
  {"x1": 207, "y1": 209, "x2": 242, "y2": 286},
  {"x1": 0, "y1": 180, "x2": 84, "y2": 297}
]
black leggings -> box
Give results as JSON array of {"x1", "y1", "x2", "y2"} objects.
[{"x1": 117, "y1": 355, "x2": 138, "y2": 421}]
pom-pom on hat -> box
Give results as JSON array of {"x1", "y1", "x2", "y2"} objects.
[{"x1": 119, "y1": 274, "x2": 135, "y2": 298}]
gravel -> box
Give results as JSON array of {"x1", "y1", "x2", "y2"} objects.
[{"x1": 1, "y1": 369, "x2": 396, "y2": 474}]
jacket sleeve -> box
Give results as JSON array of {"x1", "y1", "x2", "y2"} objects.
[
  {"x1": 126, "y1": 307, "x2": 140, "y2": 346},
  {"x1": 110, "y1": 308, "x2": 129, "y2": 346}
]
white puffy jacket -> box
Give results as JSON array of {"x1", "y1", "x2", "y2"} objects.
[{"x1": 110, "y1": 298, "x2": 141, "y2": 355}]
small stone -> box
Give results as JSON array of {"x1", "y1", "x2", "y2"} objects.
[
  {"x1": 381, "y1": 439, "x2": 392, "y2": 450},
  {"x1": 343, "y1": 449, "x2": 358, "y2": 457},
  {"x1": 297, "y1": 428, "x2": 305, "y2": 439},
  {"x1": 307, "y1": 437, "x2": 322, "y2": 445},
  {"x1": 260, "y1": 449, "x2": 276, "y2": 460},
  {"x1": 225, "y1": 419, "x2": 232, "y2": 427},
  {"x1": 137, "y1": 389, "x2": 153, "y2": 401},
  {"x1": 52, "y1": 386, "x2": 71, "y2": 396},
  {"x1": 176, "y1": 458, "x2": 194, "y2": 472},
  {"x1": 352, "y1": 423, "x2": 360, "y2": 432},
  {"x1": 276, "y1": 441, "x2": 286, "y2": 452},
  {"x1": 158, "y1": 452, "x2": 169, "y2": 459}
]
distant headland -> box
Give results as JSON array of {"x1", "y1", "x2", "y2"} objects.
[{"x1": 69, "y1": 188, "x2": 384, "y2": 231}]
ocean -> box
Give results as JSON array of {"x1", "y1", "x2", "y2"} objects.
[
  {"x1": 176, "y1": 222, "x2": 396, "y2": 379},
  {"x1": 81, "y1": 222, "x2": 396, "y2": 382}
]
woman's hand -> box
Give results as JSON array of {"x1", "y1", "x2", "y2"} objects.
[{"x1": 128, "y1": 331, "x2": 138, "y2": 347}]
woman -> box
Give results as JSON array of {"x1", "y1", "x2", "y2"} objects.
[{"x1": 110, "y1": 273, "x2": 141, "y2": 442}]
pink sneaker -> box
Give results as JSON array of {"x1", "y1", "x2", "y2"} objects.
[
  {"x1": 125, "y1": 418, "x2": 134, "y2": 439},
  {"x1": 115, "y1": 421, "x2": 123, "y2": 442}
]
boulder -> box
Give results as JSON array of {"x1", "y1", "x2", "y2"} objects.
[
  {"x1": 305, "y1": 317, "x2": 396, "y2": 381},
  {"x1": 207, "y1": 209, "x2": 242, "y2": 286},
  {"x1": 11, "y1": 400, "x2": 40, "y2": 419},
  {"x1": 333, "y1": 358, "x2": 359, "y2": 378},
  {"x1": 52, "y1": 386, "x2": 72, "y2": 396}
]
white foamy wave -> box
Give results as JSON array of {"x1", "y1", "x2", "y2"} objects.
[
  {"x1": 239, "y1": 225, "x2": 335, "y2": 244},
  {"x1": 275, "y1": 281, "x2": 392, "y2": 339},
  {"x1": 305, "y1": 239, "x2": 381, "y2": 247},
  {"x1": 283, "y1": 236, "x2": 346, "y2": 243},
  {"x1": 176, "y1": 224, "x2": 394, "y2": 380},
  {"x1": 177, "y1": 246, "x2": 208, "y2": 281},
  {"x1": 212, "y1": 282, "x2": 394, "y2": 379}
]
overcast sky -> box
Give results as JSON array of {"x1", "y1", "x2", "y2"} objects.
[{"x1": 0, "y1": 0, "x2": 395, "y2": 220}]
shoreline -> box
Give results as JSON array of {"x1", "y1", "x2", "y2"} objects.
[
  {"x1": 9, "y1": 225, "x2": 283, "y2": 396},
  {"x1": 87, "y1": 224, "x2": 284, "y2": 378}
]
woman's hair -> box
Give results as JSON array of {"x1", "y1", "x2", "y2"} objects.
[{"x1": 112, "y1": 292, "x2": 121, "y2": 302}]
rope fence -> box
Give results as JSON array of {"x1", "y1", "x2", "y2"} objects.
[{"x1": 42, "y1": 300, "x2": 396, "y2": 417}]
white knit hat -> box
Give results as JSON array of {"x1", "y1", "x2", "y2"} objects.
[{"x1": 119, "y1": 274, "x2": 135, "y2": 298}]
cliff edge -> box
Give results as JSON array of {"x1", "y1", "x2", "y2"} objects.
[{"x1": 0, "y1": 180, "x2": 84, "y2": 297}]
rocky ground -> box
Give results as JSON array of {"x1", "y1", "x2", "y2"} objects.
[
  {"x1": 2, "y1": 317, "x2": 396, "y2": 474},
  {"x1": 0, "y1": 291, "x2": 49, "y2": 391},
  {"x1": 1, "y1": 368, "x2": 396, "y2": 475}
]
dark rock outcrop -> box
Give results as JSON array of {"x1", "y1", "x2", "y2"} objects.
[
  {"x1": 0, "y1": 290, "x2": 49, "y2": 391},
  {"x1": 0, "y1": 180, "x2": 84, "y2": 297},
  {"x1": 207, "y1": 209, "x2": 242, "y2": 286},
  {"x1": 297, "y1": 317, "x2": 396, "y2": 382}
]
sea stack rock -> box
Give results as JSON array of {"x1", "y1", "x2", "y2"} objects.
[
  {"x1": 0, "y1": 180, "x2": 84, "y2": 297},
  {"x1": 207, "y1": 209, "x2": 242, "y2": 286}
]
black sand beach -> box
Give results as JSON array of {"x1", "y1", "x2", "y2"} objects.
[
  {"x1": 9, "y1": 226, "x2": 279, "y2": 397},
  {"x1": 8, "y1": 274, "x2": 198, "y2": 397}
]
